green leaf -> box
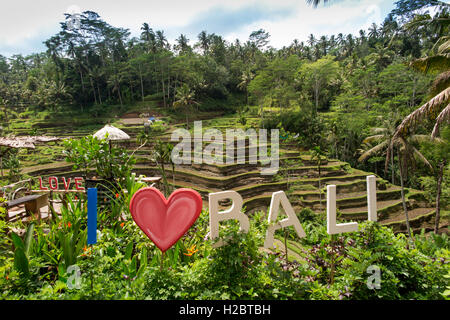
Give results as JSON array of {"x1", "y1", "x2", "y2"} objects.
[
  {"x1": 130, "y1": 256, "x2": 137, "y2": 277},
  {"x1": 14, "y1": 248, "x2": 29, "y2": 276},
  {"x1": 11, "y1": 232, "x2": 24, "y2": 251},
  {"x1": 141, "y1": 247, "x2": 147, "y2": 263},
  {"x1": 24, "y1": 222, "x2": 35, "y2": 257},
  {"x1": 125, "y1": 242, "x2": 133, "y2": 260}
]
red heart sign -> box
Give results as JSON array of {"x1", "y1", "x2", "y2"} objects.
[{"x1": 129, "y1": 187, "x2": 203, "y2": 252}]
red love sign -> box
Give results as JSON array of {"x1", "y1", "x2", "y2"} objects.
[{"x1": 129, "y1": 187, "x2": 203, "y2": 252}]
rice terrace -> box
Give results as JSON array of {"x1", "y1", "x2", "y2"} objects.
[{"x1": 0, "y1": 0, "x2": 449, "y2": 303}]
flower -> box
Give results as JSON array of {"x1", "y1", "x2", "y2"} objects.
[
  {"x1": 115, "y1": 193, "x2": 120, "y2": 199},
  {"x1": 81, "y1": 245, "x2": 92, "y2": 257},
  {"x1": 120, "y1": 222, "x2": 125, "y2": 228},
  {"x1": 67, "y1": 222, "x2": 72, "y2": 228},
  {"x1": 183, "y1": 244, "x2": 199, "y2": 256},
  {"x1": 6, "y1": 275, "x2": 9, "y2": 280}
]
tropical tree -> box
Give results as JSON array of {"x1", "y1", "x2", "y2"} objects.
[
  {"x1": 420, "y1": 125, "x2": 450, "y2": 233},
  {"x1": 237, "y1": 69, "x2": 254, "y2": 105},
  {"x1": 153, "y1": 139, "x2": 175, "y2": 197},
  {"x1": 311, "y1": 146, "x2": 327, "y2": 209},
  {"x1": 297, "y1": 56, "x2": 340, "y2": 113},
  {"x1": 196, "y1": 31, "x2": 210, "y2": 55},
  {"x1": 358, "y1": 119, "x2": 398, "y2": 183},
  {"x1": 173, "y1": 84, "x2": 198, "y2": 129},
  {"x1": 392, "y1": 2, "x2": 450, "y2": 140}
]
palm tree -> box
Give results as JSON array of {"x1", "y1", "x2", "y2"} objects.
[
  {"x1": 237, "y1": 69, "x2": 254, "y2": 105},
  {"x1": 307, "y1": 34, "x2": 316, "y2": 47},
  {"x1": 156, "y1": 30, "x2": 168, "y2": 50},
  {"x1": 307, "y1": 0, "x2": 330, "y2": 7},
  {"x1": 360, "y1": 117, "x2": 435, "y2": 180},
  {"x1": 319, "y1": 36, "x2": 328, "y2": 56},
  {"x1": 140, "y1": 22, "x2": 155, "y2": 53},
  {"x1": 359, "y1": 119, "x2": 398, "y2": 184},
  {"x1": 311, "y1": 146, "x2": 327, "y2": 209},
  {"x1": 393, "y1": 38, "x2": 450, "y2": 140},
  {"x1": 175, "y1": 34, "x2": 190, "y2": 54},
  {"x1": 360, "y1": 121, "x2": 433, "y2": 239},
  {"x1": 368, "y1": 23, "x2": 379, "y2": 39},
  {"x1": 393, "y1": 135, "x2": 432, "y2": 240},
  {"x1": 197, "y1": 31, "x2": 210, "y2": 55},
  {"x1": 153, "y1": 139, "x2": 174, "y2": 197},
  {"x1": 173, "y1": 84, "x2": 198, "y2": 129},
  {"x1": 107, "y1": 73, "x2": 123, "y2": 107}
]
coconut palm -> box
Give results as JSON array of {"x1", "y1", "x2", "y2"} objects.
[
  {"x1": 107, "y1": 73, "x2": 124, "y2": 107},
  {"x1": 359, "y1": 119, "x2": 398, "y2": 184},
  {"x1": 153, "y1": 139, "x2": 175, "y2": 197},
  {"x1": 237, "y1": 69, "x2": 254, "y2": 105},
  {"x1": 392, "y1": 10, "x2": 450, "y2": 140},
  {"x1": 173, "y1": 84, "x2": 198, "y2": 129},
  {"x1": 311, "y1": 146, "x2": 327, "y2": 209},
  {"x1": 360, "y1": 120, "x2": 433, "y2": 239},
  {"x1": 307, "y1": 0, "x2": 330, "y2": 7},
  {"x1": 197, "y1": 31, "x2": 210, "y2": 55}
]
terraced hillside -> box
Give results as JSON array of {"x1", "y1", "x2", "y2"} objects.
[{"x1": 13, "y1": 112, "x2": 446, "y2": 236}]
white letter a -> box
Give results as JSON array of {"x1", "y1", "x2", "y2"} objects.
[{"x1": 264, "y1": 191, "x2": 306, "y2": 249}]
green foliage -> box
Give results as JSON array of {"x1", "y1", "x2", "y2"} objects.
[
  {"x1": 3, "y1": 151, "x2": 22, "y2": 183},
  {"x1": 63, "y1": 135, "x2": 135, "y2": 182},
  {"x1": 263, "y1": 110, "x2": 326, "y2": 149}
]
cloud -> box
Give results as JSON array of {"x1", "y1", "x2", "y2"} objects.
[
  {"x1": 0, "y1": 0, "x2": 396, "y2": 57},
  {"x1": 165, "y1": 3, "x2": 295, "y2": 42}
]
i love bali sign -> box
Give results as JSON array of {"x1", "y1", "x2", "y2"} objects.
[{"x1": 128, "y1": 175, "x2": 378, "y2": 252}]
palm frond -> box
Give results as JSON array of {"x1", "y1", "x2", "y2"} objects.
[
  {"x1": 430, "y1": 70, "x2": 450, "y2": 96},
  {"x1": 431, "y1": 103, "x2": 450, "y2": 138},
  {"x1": 410, "y1": 55, "x2": 450, "y2": 74},
  {"x1": 362, "y1": 134, "x2": 385, "y2": 144},
  {"x1": 437, "y1": 38, "x2": 450, "y2": 56},
  {"x1": 393, "y1": 87, "x2": 450, "y2": 139},
  {"x1": 306, "y1": 0, "x2": 329, "y2": 8},
  {"x1": 412, "y1": 146, "x2": 433, "y2": 171},
  {"x1": 371, "y1": 127, "x2": 388, "y2": 134},
  {"x1": 358, "y1": 140, "x2": 389, "y2": 162}
]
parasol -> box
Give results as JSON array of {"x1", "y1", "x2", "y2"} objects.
[{"x1": 93, "y1": 124, "x2": 130, "y2": 141}]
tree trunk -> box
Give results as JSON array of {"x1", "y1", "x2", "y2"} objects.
[
  {"x1": 90, "y1": 76, "x2": 97, "y2": 105},
  {"x1": 79, "y1": 69, "x2": 85, "y2": 93},
  {"x1": 167, "y1": 64, "x2": 171, "y2": 106},
  {"x1": 97, "y1": 84, "x2": 102, "y2": 104},
  {"x1": 434, "y1": 160, "x2": 445, "y2": 233},
  {"x1": 139, "y1": 65, "x2": 144, "y2": 102},
  {"x1": 117, "y1": 84, "x2": 123, "y2": 107},
  {"x1": 161, "y1": 74, "x2": 166, "y2": 108},
  {"x1": 315, "y1": 83, "x2": 319, "y2": 113},
  {"x1": 390, "y1": 146, "x2": 395, "y2": 185},
  {"x1": 318, "y1": 163, "x2": 322, "y2": 209},
  {"x1": 129, "y1": 78, "x2": 134, "y2": 99},
  {"x1": 398, "y1": 149, "x2": 412, "y2": 240}
]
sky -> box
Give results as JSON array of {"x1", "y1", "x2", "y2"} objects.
[{"x1": 0, "y1": 0, "x2": 399, "y2": 57}]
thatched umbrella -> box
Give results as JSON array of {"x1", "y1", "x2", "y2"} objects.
[
  {"x1": 93, "y1": 125, "x2": 130, "y2": 180},
  {"x1": 93, "y1": 124, "x2": 130, "y2": 141},
  {"x1": 0, "y1": 136, "x2": 60, "y2": 177}
]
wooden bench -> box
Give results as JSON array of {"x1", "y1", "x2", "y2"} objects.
[{"x1": 4, "y1": 193, "x2": 49, "y2": 222}]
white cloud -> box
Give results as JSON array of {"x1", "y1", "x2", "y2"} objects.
[
  {"x1": 0, "y1": 0, "x2": 395, "y2": 56},
  {"x1": 224, "y1": 0, "x2": 391, "y2": 48}
]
